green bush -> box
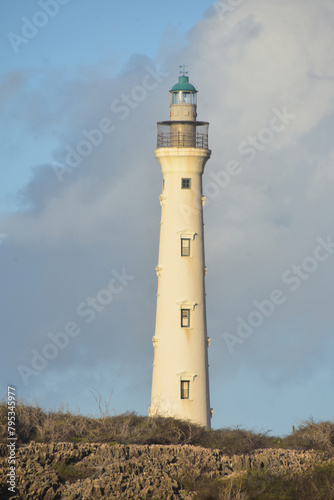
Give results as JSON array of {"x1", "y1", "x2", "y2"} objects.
[{"x1": 52, "y1": 462, "x2": 95, "y2": 483}]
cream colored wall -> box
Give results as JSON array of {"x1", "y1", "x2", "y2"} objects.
[
  {"x1": 169, "y1": 103, "x2": 197, "y2": 121},
  {"x1": 150, "y1": 146, "x2": 211, "y2": 428}
]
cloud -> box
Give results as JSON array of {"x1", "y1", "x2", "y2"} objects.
[
  {"x1": 169, "y1": 0, "x2": 334, "y2": 406},
  {"x1": 1, "y1": 0, "x2": 334, "y2": 431},
  {"x1": 1, "y1": 59, "x2": 167, "y2": 411},
  {"x1": 0, "y1": 71, "x2": 28, "y2": 110}
]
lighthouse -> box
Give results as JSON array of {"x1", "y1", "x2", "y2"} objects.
[{"x1": 149, "y1": 70, "x2": 212, "y2": 428}]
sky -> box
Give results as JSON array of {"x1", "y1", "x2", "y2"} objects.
[{"x1": 1, "y1": 0, "x2": 334, "y2": 437}]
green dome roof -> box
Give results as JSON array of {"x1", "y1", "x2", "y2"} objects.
[{"x1": 170, "y1": 75, "x2": 197, "y2": 92}]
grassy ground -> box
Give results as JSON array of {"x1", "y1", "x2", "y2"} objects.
[
  {"x1": 1, "y1": 400, "x2": 334, "y2": 499},
  {"x1": 1, "y1": 400, "x2": 334, "y2": 455},
  {"x1": 180, "y1": 463, "x2": 334, "y2": 500}
]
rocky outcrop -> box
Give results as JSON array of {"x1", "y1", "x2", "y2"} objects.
[{"x1": 0, "y1": 443, "x2": 332, "y2": 499}]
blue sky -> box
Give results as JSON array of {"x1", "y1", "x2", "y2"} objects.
[
  {"x1": 1, "y1": 0, "x2": 334, "y2": 436},
  {"x1": 0, "y1": 0, "x2": 213, "y2": 211}
]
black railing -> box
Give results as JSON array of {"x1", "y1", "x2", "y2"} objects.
[{"x1": 157, "y1": 132, "x2": 208, "y2": 149}]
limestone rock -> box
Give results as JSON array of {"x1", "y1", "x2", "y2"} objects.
[{"x1": 0, "y1": 443, "x2": 332, "y2": 499}]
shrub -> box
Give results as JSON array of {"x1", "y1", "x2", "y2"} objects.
[
  {"x1": 1, "y1": 400, "x2": 333, "y2": 460},
  {"x1": 198, "y1": 427, "x2": 275, "y2": 455},
  {"x1": 177, "y1": 464, "x2": 334, "y2": 500},
  {"x1": 52, "y1": 462, "x2": 95, "y2": 483},
  {"x1": 283, "y1": 419, "x2": 334, "y2": 456}
]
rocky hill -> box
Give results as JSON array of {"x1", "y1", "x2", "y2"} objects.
[
  {"x1": 1, "y1": 403, "x2": 334, "y2": 499},
  {"x1": 1, "y1": 442, "x2": 334, "y2": 499}
]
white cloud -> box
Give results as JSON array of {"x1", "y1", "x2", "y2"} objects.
[{"x1": 1, "y1": 0, "x2": 334, "y2": 433}]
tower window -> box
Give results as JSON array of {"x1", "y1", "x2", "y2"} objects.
[
  {"x1": 181, "y1": 238, "x2": 190, "y2": 257},
  {"x1": 181, "y1": 309, "x2": 190, "y2": 328},
  {"x1": 181, "y1": 178, "x2": 191, "y2": 189},
  {"x1": 171, "y1": 92, "x2": 197, "y2": 105},
  {"x1": 180, "y1": 380, "x2": 190, "y2": 399}
]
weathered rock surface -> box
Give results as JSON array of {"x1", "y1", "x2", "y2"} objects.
[{"x1": 0, "y1": 443, "x2": 332, "y2": 499}]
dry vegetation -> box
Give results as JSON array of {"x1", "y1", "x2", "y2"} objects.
[
  {"x1": 183, "y1": 463, "x2": 334, "y2": 500},
  {"x1": 1, "y1": 399, "x2": 333, "y2": 456},
  {"x1": 0, "y1": 399, "x2": 276, "y2": 453},
  {"x1": 1, "y1": 399, "x2": 334, "y2": 499}
]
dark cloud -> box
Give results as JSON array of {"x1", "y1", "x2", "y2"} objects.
[{"x1": 1, "y1": 0, "x2": 334, "y2": 433}]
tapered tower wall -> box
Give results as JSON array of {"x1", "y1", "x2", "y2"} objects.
[{"x1": 149, "y1": 75, "x2": 212, "y2": 428}]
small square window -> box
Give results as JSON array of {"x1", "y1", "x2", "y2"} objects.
[
  {"x1": 181, "y1": 238, "x2": 190, "y2": 257},
  {"x1": 181, "y1": 380, "x2": 190, "y2": 399},
  {"x1": 181, "y1": 178, "x2": 191, "y2": 189},
  {"x1": 181, "y1": 309, "x2": 190, "y2": 328}
]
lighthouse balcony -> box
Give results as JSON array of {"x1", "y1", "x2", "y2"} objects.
[
  {"x1": 157, "y1": 132, "x2": 208, "y2": 149},
  {"x1": 157, "y1": 121, "x2": 209, "y2": 150}
]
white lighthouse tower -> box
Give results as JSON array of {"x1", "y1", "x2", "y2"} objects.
[{"x1": 149, "y1": 70, "x2": 212, "y2": 428}]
